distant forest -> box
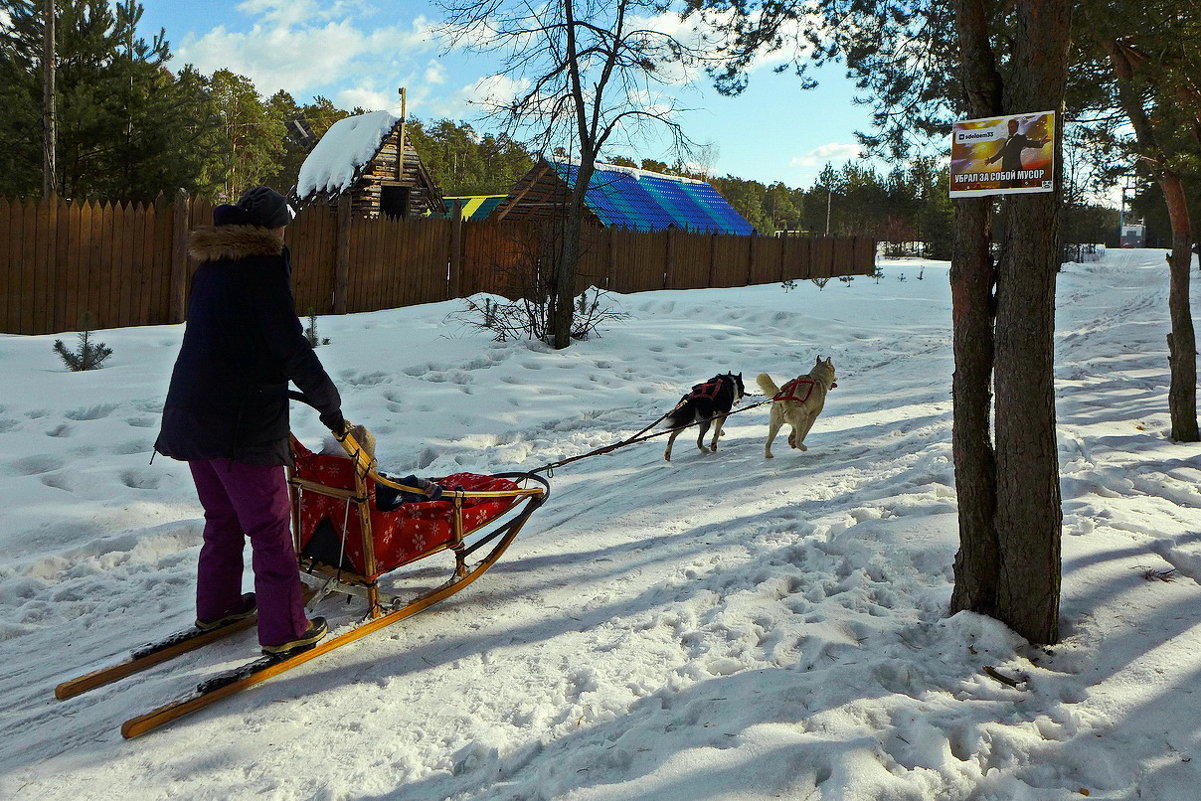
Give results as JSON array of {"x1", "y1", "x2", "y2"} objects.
[{"x1": 1, "y1": 0, "x2": 1133, "y2": 257}]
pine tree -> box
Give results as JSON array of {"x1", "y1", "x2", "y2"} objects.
[
  {"x1": 1078, "y1": 0, "x2": 1200, "y2": 442},
  {"x1": 695, "y1": 0, "x2": 1073, "y2": 645},
  {"x1": 403, "y1": 117, "x2": 534, "y2": 197},
  {"x1": 0, "y1": 0, "x2": 220, "y2": 200},
  {"x1": 0, "y1": 1, "x2": 42, "y2": 195},
  {"x1": 206, "y1": 69, "x2": 288, "y2": 200},
  {"x1": 53, "y1": 314, "x2": 112, "y2": 370}
]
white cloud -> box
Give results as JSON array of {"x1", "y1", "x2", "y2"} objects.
[
  {"x1": 235, "y1": 0, "x2": 326, "y2": 28},
  {"x1": 456, "y1": 73, "x2": 529, "y2": 111},
  {"x1": 790, "y1": 142, "x2": 862, "y2": 168},
  {"x1": 176, "y1": 9, "x2": 441, "y2": 100},
  {"x1": 423, "y1": 60, "x2": 447, "y2": 86},
  {"x1": 362, "y1": 18, "x2": 440, "y2": 52},
  {"x1": 180, "y1": 21, "x2": 363, "y2": 94},
  {"x1": 667, "y1": 6, "x2": 825, "y2": 78},
  {"x1": 335, "y1": 88, "x2": 397, "y2": 115}
]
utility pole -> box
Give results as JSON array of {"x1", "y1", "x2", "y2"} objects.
[
  {"x1": 825, "y1": 188, "x2": 832, "y2": 235},
  {"x1": 42, "y1": 0, "x2": 57, "y2": 197},
  {"x1": 1118, "y1": 173, "x2": 1135, "y2": 246}
]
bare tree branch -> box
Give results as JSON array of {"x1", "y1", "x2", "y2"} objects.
[{"x1": 435, "y1": 0, "x2": 709, "y2": 347}]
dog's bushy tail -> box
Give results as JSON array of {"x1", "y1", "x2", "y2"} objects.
[
  {"x1": 756, "y1": 373, "x2": 779, "y2": 397},
  {"x1": 665, "y1": 401, "x2": 695, "y2": 428}
]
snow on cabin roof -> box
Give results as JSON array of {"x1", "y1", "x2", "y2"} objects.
[{"x1": 296, "y1": 110, "x2": 399, "y2": 198}]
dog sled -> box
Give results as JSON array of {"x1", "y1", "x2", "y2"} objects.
[
  {"x1": 56, "y1": 405, "x2": 549, "y2": 738},
  {"x1": 289, "y1": 424, "x2": 549, "y2": 618}
]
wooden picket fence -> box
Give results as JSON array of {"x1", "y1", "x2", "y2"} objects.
[{"x1": 0, "y1": 193, "x2": 876, "y2": 335}]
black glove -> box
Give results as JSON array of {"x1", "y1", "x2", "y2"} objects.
[
  {"x1": 375, "y1": 475, "x2": 443, "y2": 511},
  {"x1": 419, "y1": 478, "x2": 444, "y2": 501},
  {"x1": 319, "y1": 409, "x2": 346, "y2": 434}
]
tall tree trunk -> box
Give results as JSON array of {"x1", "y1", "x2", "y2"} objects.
[
  {"x1": 948, "y1": 0, "x2": 1003, "y2": 617},
  {"x1": 553, "y1": 159, "x2": 593, "y2": 349},
  {"x1": 949, "y1": 197, "x2": 999, "y2": 617},
  {"x1": 553, "y1": 0, "x2": 588, "y2": 351},
  {"x1": 991, "y1": 0, "x2": 1072, "y2": 645},
  {"x1": 1163, "y1": 174, "x2": 1200, "y2": 441},
  {"x1": 43, "y1": 0, "x2": 57, "y2": 198},
  {"x1": 993, "y1": 188, "x2": 1063, "y2": 644},
  {"x1": 1102, "y1": 36, "x2": 1200, "y2": 442}
]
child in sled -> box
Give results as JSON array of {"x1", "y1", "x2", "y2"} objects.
[{"x1": 319, "y1": 426, "x2": 444, "y2": 511}]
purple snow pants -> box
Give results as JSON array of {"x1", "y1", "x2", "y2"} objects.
[{"x1": 189, "y1": 459, "x2": 309, "y2": 647}]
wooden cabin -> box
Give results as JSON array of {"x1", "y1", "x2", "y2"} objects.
[
  {"x1": 296, "y1": 110, "x2": 446, "y2": 219},
  {"x1": 493, "y1": 159, "x2": 754, "y2": 235}
]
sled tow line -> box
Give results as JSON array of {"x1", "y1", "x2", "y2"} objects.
[{"x1": 530, "y1": 398, "x2": 772, "y2": 476}]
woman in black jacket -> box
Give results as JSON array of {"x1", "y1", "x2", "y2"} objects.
[{"x1": 156, "y1": 186, "x2": 342, "y2": 657}]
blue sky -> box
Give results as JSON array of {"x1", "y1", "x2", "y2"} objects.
[{"x1": 139, "y1": 1, "x2": 877, "y2": 189}]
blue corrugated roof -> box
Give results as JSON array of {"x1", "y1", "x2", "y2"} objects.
[{"x1": 551, "y1": 162, "x2": 754, "y2": 235}]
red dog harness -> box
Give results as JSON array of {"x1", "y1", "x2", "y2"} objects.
[
  {"x1": 687, "y1": 377, "x2": 728, "y2": 401},
  {"x1": 773, "y1": 376, "x2": 836, "y2": 403}
]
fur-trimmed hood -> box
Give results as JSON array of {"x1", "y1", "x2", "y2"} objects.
[
  {"x1": 158, "y1": 222, "x2": 339, "y2": 467},
  {"x1": 188, "y1": 225, "x2": 286, "y2": 262}
]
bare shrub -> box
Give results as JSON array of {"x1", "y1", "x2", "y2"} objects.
[{"x1": 450, "y1": 221, "x2": 627, "y2": 342}]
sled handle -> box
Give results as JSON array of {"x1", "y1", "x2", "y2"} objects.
[{"x1": 289, "y1": 392, "x2": 548, "y2": 503}]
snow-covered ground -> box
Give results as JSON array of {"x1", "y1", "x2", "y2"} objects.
[{"x1": 2, "y1": 249, "x2": 1199, "y2": 801}]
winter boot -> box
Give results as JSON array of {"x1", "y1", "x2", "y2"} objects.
[
  {"x1": 195, "y1": 593, "x2": 256, "y2": 631},
  {"x1": 261, "y1": 617, "x2": 328, "y2": 657}
]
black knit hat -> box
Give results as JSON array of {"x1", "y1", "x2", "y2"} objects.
[
  {"x1": 213, "y1": 186, "x2": 292, "y2": 228},
  {"x1": 238, "y1": 185, "x2": 292, "y2": 228}
]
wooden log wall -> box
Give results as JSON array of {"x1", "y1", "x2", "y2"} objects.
[
  {"x1": 0, "y1": 194, "x2": 876, "y2": 335},
  {"x1": 300, "y1": 125, "x2": 444, "y2": 221},
  {"x1": 351, "y1": 132, "x2": 444, "y2": 219}
]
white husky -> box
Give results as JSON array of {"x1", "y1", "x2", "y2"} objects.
[{"x1": 756, "y1": 357, "x2": 837, "y2": 458}]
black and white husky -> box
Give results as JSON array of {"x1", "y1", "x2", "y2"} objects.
[{"x1": 663, "y1": 373, "x2": 746, "y2": 461}]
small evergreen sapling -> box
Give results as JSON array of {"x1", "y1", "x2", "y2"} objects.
[
  {"x1": 304, "y1": 310, "x2": 330, "y2": 346},
  {"x1": 53, "y1": 314, "x2": 113, "y2": 371}
]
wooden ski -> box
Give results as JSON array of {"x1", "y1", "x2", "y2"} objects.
[
  {"x1": 121, "y1": 520, "x2": 521, "y2": 739},
  {"x1": 56, "y1": 589, "x2": 317, "y2": 701},
  {"x1": 55, "y1": 616, "x2": 259, "y2": 700}
]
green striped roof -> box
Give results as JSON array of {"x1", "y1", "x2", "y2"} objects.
[{"x1": 440, "y1": 196, "x2": 507, "y2": 221}]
